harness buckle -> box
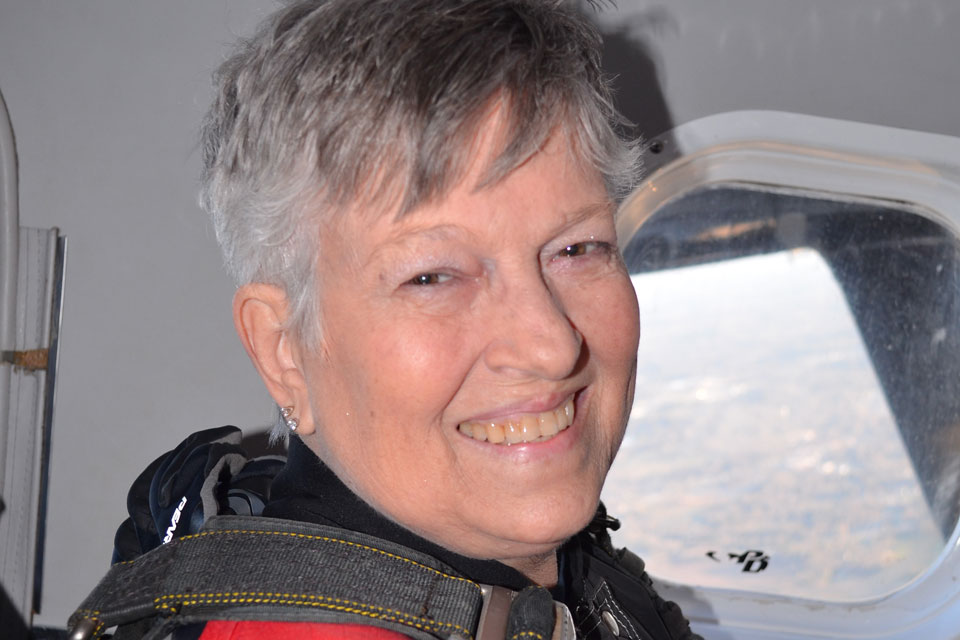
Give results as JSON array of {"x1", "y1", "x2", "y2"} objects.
[
  {"x1": 476, "y1": 585, "x2": 515, "y2": 640},
  {"x1": 475, "y1": 584, "x2": 576, "y2": 640},
  {"x1": 552, "y1": 598, "x2": 577, "y2": 640}
]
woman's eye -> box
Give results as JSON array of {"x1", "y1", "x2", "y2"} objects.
[
  {"x1": 558, "y1": 241, "x2": 608, "y2": 258},
  {"x1": 407, "y1": 272, "x2": 452, "y2": 286}
]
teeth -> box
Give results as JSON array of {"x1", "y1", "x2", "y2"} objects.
[
  {"x1": 458, "y1": 397, "x2": 575, "y2": 445},
  {"x1": 470, "y1": 423, "x2": 488, "y2": 442},
  {"x1": 538, "y1": 409, "x2": 559, "y2": 437},
  {"x1": 520, "y1": 414, "x2": 538, "y2": 439},
  {"x1": 505, "y1": 420, "x2": 523, "y2": 444}
]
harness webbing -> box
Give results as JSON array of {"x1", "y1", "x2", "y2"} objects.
[{"x1": 69, "y1": 515, "x2": 485, "y2": 640}]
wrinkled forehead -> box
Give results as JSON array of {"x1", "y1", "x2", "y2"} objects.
[
  {"x1": 320, "y1": 118, "x2": 612, "y2": 276},
  {"x1": 341, "y1": 102, "x2": 594, "y2": 228}
]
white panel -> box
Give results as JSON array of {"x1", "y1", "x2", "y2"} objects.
[{"x1": 0, "y1": 228, "x2": 59, "y2": 635}]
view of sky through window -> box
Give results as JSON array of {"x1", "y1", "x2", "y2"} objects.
[{"x1": 603, "y1": 248, "x2": 944, "y2": 601}]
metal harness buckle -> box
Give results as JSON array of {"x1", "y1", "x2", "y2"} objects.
[{"x1": 475, "y1": 584, "x2": 576, "y2": 640}]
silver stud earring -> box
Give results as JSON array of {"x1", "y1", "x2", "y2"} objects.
[{"x1": 280, "y1": 406, "x2": 298, "y2": 432}]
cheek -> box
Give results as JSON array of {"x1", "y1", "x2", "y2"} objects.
[
  {"x1": 361, "y1": 314, "x2": 471, "y2": 416},
  {"x1": 307, "y1": 311, "x2": 472, "y2": 487},
  {"x1": 575, "y1": 276, "x2": 640, "y2": 366}
]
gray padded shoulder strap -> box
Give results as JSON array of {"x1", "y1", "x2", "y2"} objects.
[{"x1": 68, "y1": 515, "x2": 485, "y2": 640}]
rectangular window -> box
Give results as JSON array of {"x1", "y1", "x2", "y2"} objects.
[{"x1": 605, "y1": 184, "x2": 959, "y2": 602}]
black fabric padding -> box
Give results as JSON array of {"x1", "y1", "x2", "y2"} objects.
[{"x1": 505, "y1": 587, "x2": 556, "y2": 640}]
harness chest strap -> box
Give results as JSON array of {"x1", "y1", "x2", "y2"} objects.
[{"x1": 69, "y1": 515, "x2": 486, "y2": 640}]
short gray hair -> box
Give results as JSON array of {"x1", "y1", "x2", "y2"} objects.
[{"x1": 200, "y1": 0, "x2": 640, "y2": 346}]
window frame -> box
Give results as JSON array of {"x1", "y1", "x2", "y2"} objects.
[{"x1": 616, "y1": 110, "x2": 960, "y2": 639}]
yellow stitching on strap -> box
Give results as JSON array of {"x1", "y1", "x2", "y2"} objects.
[
  {"x1": 74, "y1": 609, "x2": 106, "y2": 637},
  {"x1": 153, "y1": 591, "x2": 474, "y2": 639},
  {"x1": 510, "y1": 633, "x2": 544, "y2": 640},
  {"x1": 177, "y1": 528, "x2": 481, "y2": 590}
]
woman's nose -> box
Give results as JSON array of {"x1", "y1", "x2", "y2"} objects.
[{"x1": 482, "y1": 277, "x2": 583, "y2": 380}]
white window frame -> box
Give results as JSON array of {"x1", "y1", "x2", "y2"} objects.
[{"x1": 616, "y1": 111, "x2": 960, "y2": 639}]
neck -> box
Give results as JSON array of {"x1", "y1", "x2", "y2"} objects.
[{"x1": 503, "y1": 551, "x2": 559, "y2": 587}]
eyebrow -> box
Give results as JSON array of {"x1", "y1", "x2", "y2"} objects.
[
  {"x1": 565, "y1": 200, "x2": 616, "y2": 225},
  {"x1": 367, "y1": 200, "x2": 615, "y2": 267},
  {"x1": 381, "y1": 224, "x2": 465, "y2": 249},
  {"x1": 365, "y1": 224, "x2": 464, "y2": 269}
]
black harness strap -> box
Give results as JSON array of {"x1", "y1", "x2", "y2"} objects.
[{"x1": 69, "y1": 515, "x2": 485, "y2": 640}]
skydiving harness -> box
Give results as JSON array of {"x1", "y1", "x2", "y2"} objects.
[
  {"x1": 68, "y1": 514, "x2": 576, "y2": 640},
  {"x1": 67, "y1": 426, "x2": 697, "y2": 640}
]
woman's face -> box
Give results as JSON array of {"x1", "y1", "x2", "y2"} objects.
[{"x1": 297, "y1": 122, "x2": 640, "y2": 578}]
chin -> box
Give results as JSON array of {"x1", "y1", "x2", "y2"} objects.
[{"x1": 490, "y1": 494, "x2": 600, "y2": 553}]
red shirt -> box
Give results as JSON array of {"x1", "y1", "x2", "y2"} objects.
[{"x1": 198, "y1": 621, "x2": 411, "y2": 639}]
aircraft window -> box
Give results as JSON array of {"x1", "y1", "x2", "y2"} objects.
[{"x1": 604, "y1": 183, "x2": 960, "y2": 602}]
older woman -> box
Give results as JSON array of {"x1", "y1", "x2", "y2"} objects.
[{"x1": 70, "y1": 1, "x2": 698, "y2": 639}]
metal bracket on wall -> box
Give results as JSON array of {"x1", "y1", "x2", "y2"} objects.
[{"x1": 2, "y1": 349, "x2": 49, "y2": 370}]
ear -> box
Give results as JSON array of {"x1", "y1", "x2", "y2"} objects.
[{"x1": 233, "y1": 284, "x2": 316, "y2": 435}]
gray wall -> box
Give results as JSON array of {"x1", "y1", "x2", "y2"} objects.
[
  {"x1": 595, "y1": 1, "x2": 960, "y2": 139},
  {"x1": 0, "y1": 1, "x2": 277, "y2": 626},
  {"x1": 0, "y1": 0, "x2": 956, "y2": 629}
]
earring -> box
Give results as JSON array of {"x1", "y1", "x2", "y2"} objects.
[{"x1": 280, "y1": 406, "x2": 299, "y2": 432}]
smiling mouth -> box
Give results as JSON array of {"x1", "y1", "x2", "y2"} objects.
[{"x1": 457, "y1": 397, "x2": 575, "y2": 445}]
